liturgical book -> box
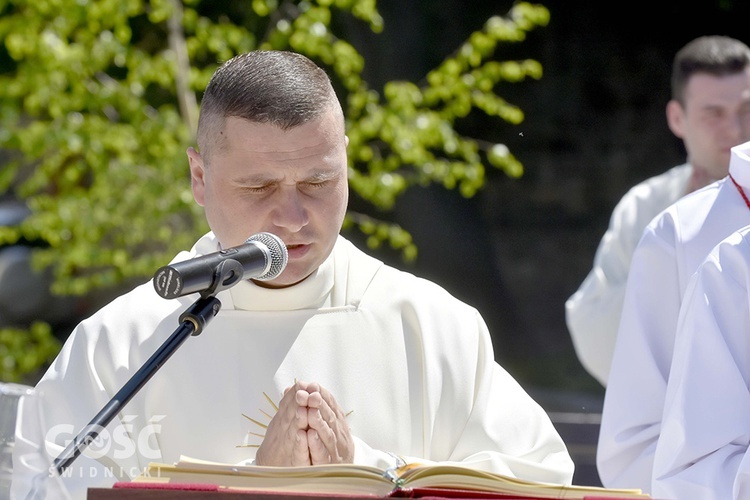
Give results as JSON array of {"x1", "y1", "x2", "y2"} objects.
[{"x1": 129, "y1": 456, "x2": 650, "y2": 499}]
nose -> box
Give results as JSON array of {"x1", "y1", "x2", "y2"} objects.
[
  {"x1": 727, "y1": 115, "x2": 743, "y2": 141},
  {"x1": 729, "y1": 109, "x2": 750, "y2": 142},
  {"x1": 271, "y1": 185, "x2": 309, "y2": 233},
  {"x1": 740, "y1": 125, "x2": 750, "y2": 146}
]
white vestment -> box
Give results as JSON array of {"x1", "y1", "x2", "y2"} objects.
[
  {"x1": 652, "y1": 224, "x2": 750, "y2": 499},
  {"x1": 598, "y1": 141, "x2": 750, "y2": 493},
  {"x1": 565, "y1": 164, "x2": 692, "y2": 386},
  {"x1": 16, "y1": 235, "x2": 573, "y2": 499}
]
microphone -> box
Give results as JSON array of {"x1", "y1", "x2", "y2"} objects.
[{"x1": 153, "y1": 232, "x2": 288, "y2": 299}]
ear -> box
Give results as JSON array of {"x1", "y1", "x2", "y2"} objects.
[
  {"x1": 666, "y1": 99, "x2": 686, "y2": 139},
  {"x1": 187, "y1": 147, "x2": 206, "y2": 207}
]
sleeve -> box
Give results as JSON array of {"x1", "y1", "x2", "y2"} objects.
[
  {"x1": 411, "y1": 300, "x2": 574, "y2": 485},
  {"x1": 12, "y1": 286, "x2": 182, "y2": 500},
  {"x1": 353, "y1": 273, "x2": 575, "y2": 485},
  {"x1": 653, "y1": 230, "x2": 750, "y2": 499},
  {"x1": 565, "y1": 186, "x2": 654, "y2": 386},
  {"x1": 596, "y1": 216, "x2": 682, "y2": 493},
  {"x1": 445, "y1": 324, "x2": 575, "y2": 484},
  {"x1": 12, "y1": 321, "x2": 138, "y2": 500}
]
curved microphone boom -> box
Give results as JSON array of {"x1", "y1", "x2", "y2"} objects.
[{"x1": 153, "y1": 232, "x2": 288, "y2": 299}]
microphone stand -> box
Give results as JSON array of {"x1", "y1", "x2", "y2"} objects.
[{"x1": 53, "y1": 259, "x2": 245, "y2": 474}]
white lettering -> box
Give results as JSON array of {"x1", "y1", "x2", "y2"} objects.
[
  {"x1": 79, "y1": 425, "x2": 110, "y2": 460},
  {"x1": 111, "y1": 424, "x2": 135, "y2": 460},
  {"x1": 137, "y1": 415, "x2": 165, "y2": 460},
  {"x1": 43, "y1": 414, "x2": 167, "y2": 465}
]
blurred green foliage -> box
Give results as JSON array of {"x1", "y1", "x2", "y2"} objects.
[
  {"x1": 0, "y1": 322, "x2": 60, "y2": 383},
  {"x1": 0, "y1": 0, "x2": 548, "y2": 381}
]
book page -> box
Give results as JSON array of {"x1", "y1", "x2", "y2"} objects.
[
  {"x1": 397, "y1": 464, "x2": 648, "y2": 499},
  {"x1": 135, "y1": 457, "x2": 395, "y2": 497},
  {"x1": 132, "y1": 458, "x2": 649, "y2": 499}
]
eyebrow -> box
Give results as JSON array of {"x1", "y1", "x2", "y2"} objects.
[
  {"x1": 233, "y1": 169, "x2": 341, "y2": 186},
  {"x1": 305, "y1": 170, "x2": 341, "y2": 182}
]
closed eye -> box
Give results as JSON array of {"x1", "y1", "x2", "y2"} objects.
[
  {"x1": 243, "y1": 184, "x2": 276, "y2": 194},
  {"x1": 304, "y1": 180, "x2": 330, "y2": 189},
  {"x1": 303, "y1": 171, "x2": 342, "y2": 189}
]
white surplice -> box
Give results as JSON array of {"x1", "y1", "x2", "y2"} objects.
[
  {"x1": 652, "y1": 224, "x2": 750, "y2": 499},
  {"x1": 597, "y1": 141, "x2": 750, "y2": 493},
  {"x1": 17, "y1": 234, "x2": 573, "y2": 499}
]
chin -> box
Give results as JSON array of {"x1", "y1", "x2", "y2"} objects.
[{"x1": 254, "y1": 271, "x2": 312, "y2": 289}]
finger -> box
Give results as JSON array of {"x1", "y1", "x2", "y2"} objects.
[
  {"x1": 298, "y1": 383, "x2": 355, "y2": 464},
  {"x1": 307, "y1": 385, "x2": 345, "y2": 420},
  {"x1": 307, "y1": 407, "x2": 341, "y2": 462},
  {"x1": 303, "y1": 381, "x2": 321, "y2": 393},
  {"x1": 307, "y1": 394, "x2": 342, "y2": 433},
  {"x1": 295, "y1": 380, "x2": 314, "y2": 392},
  {"x1": 295, "y1": 388, "x2": 310, "y2": 406},
  {"x1": 319, "y1": 401, "x2": 355, "y2": 464},
  {"x1": 275, "y1": 387, "x2": 308, "y2": 431},
  {"x1": 256, "y1": 411, "x2": 306, "y2": 466},
  {"x1": 296, "y1": 403, "x2": 309, "y2": 429},
  {"x1": 255, "y1": 387, "x2": 310, "y2": 466},
  {"x1": 292, "y1": 428, "x2": 311, "y2": 466},
  {"x1": 307, "y1": 403, "x2": 332, "y2": 430},
  {"x1": 307, "y1": 428, "x2": 332, "y2": 464},
  {"x1": 306, "y1": 390, "x2": 324, "y2": 408}
]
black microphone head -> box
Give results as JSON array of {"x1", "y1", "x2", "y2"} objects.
[{"x1": 246, "y1": 232, "x2": 288, "y2": 281}]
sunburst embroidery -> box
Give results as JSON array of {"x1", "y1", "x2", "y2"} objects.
[
  {"x1": 237, "y1": 388, "x2": 354, "y2": 448},
  {"x1": 238, "y1": 391, "x2": 278, "y2": 448}
]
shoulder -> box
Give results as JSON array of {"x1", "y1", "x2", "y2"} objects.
[
  {"x1": 357, "y1": 251, "x2": 488, "y2": 347},
  {"x1": 344, "y1": 242, "x2": 479, "y2": 317},
  {"x1": 704, "y1": 224, "x2": 750, "y2": 272},
  {"x1": 644, "y1": 174, "x2": 727, "y2": 235},
  {"x1": 73, "y1": 280, "x2": 189, "y2": 345},
  {"x1": 638, "y1": 163, "x2": 692, "y2": 189},
  {"x1": 603, "y1": 165, "x2": 692, "y2": 240},
  {"x1": 618, "y1": 164, "x2": 692, "y2": 209},
  {"x1": 71, "y1": 234, "x2": 215, "y2": 341}
]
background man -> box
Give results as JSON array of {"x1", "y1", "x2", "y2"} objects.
[{"x1": 566, "y1": 35, "x2": 750, "y2": 386}]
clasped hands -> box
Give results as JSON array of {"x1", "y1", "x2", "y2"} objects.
[{"x1": 255, "y1": 380, "x2": 354, "y2": 466}]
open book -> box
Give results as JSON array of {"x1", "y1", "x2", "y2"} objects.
[{"x1": 130, "y1": 456, "x2": 650, "y2": 499}]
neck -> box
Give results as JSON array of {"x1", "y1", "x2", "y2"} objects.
[{"x1": 686, "y1": 165, "x2": 721, "y2": 195}]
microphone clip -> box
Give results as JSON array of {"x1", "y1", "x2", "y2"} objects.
[{"x1": 199, "y1": 258, "x2": 245, "y2": 299}]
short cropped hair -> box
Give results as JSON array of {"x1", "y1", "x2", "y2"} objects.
[
  {"x1": 196, "y1": 50, "x2": 341, "y2": 163},
  {"x1": 671, "y1": 35, "x2": 750, "y2": 104}
]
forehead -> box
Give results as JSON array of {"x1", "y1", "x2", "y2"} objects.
[
  {"x1": 212, "y1": 113, "x2": 347, "y2": 178},
  {"x1": 684, "y1": 70, "x2": 750, "y2": 106}
]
